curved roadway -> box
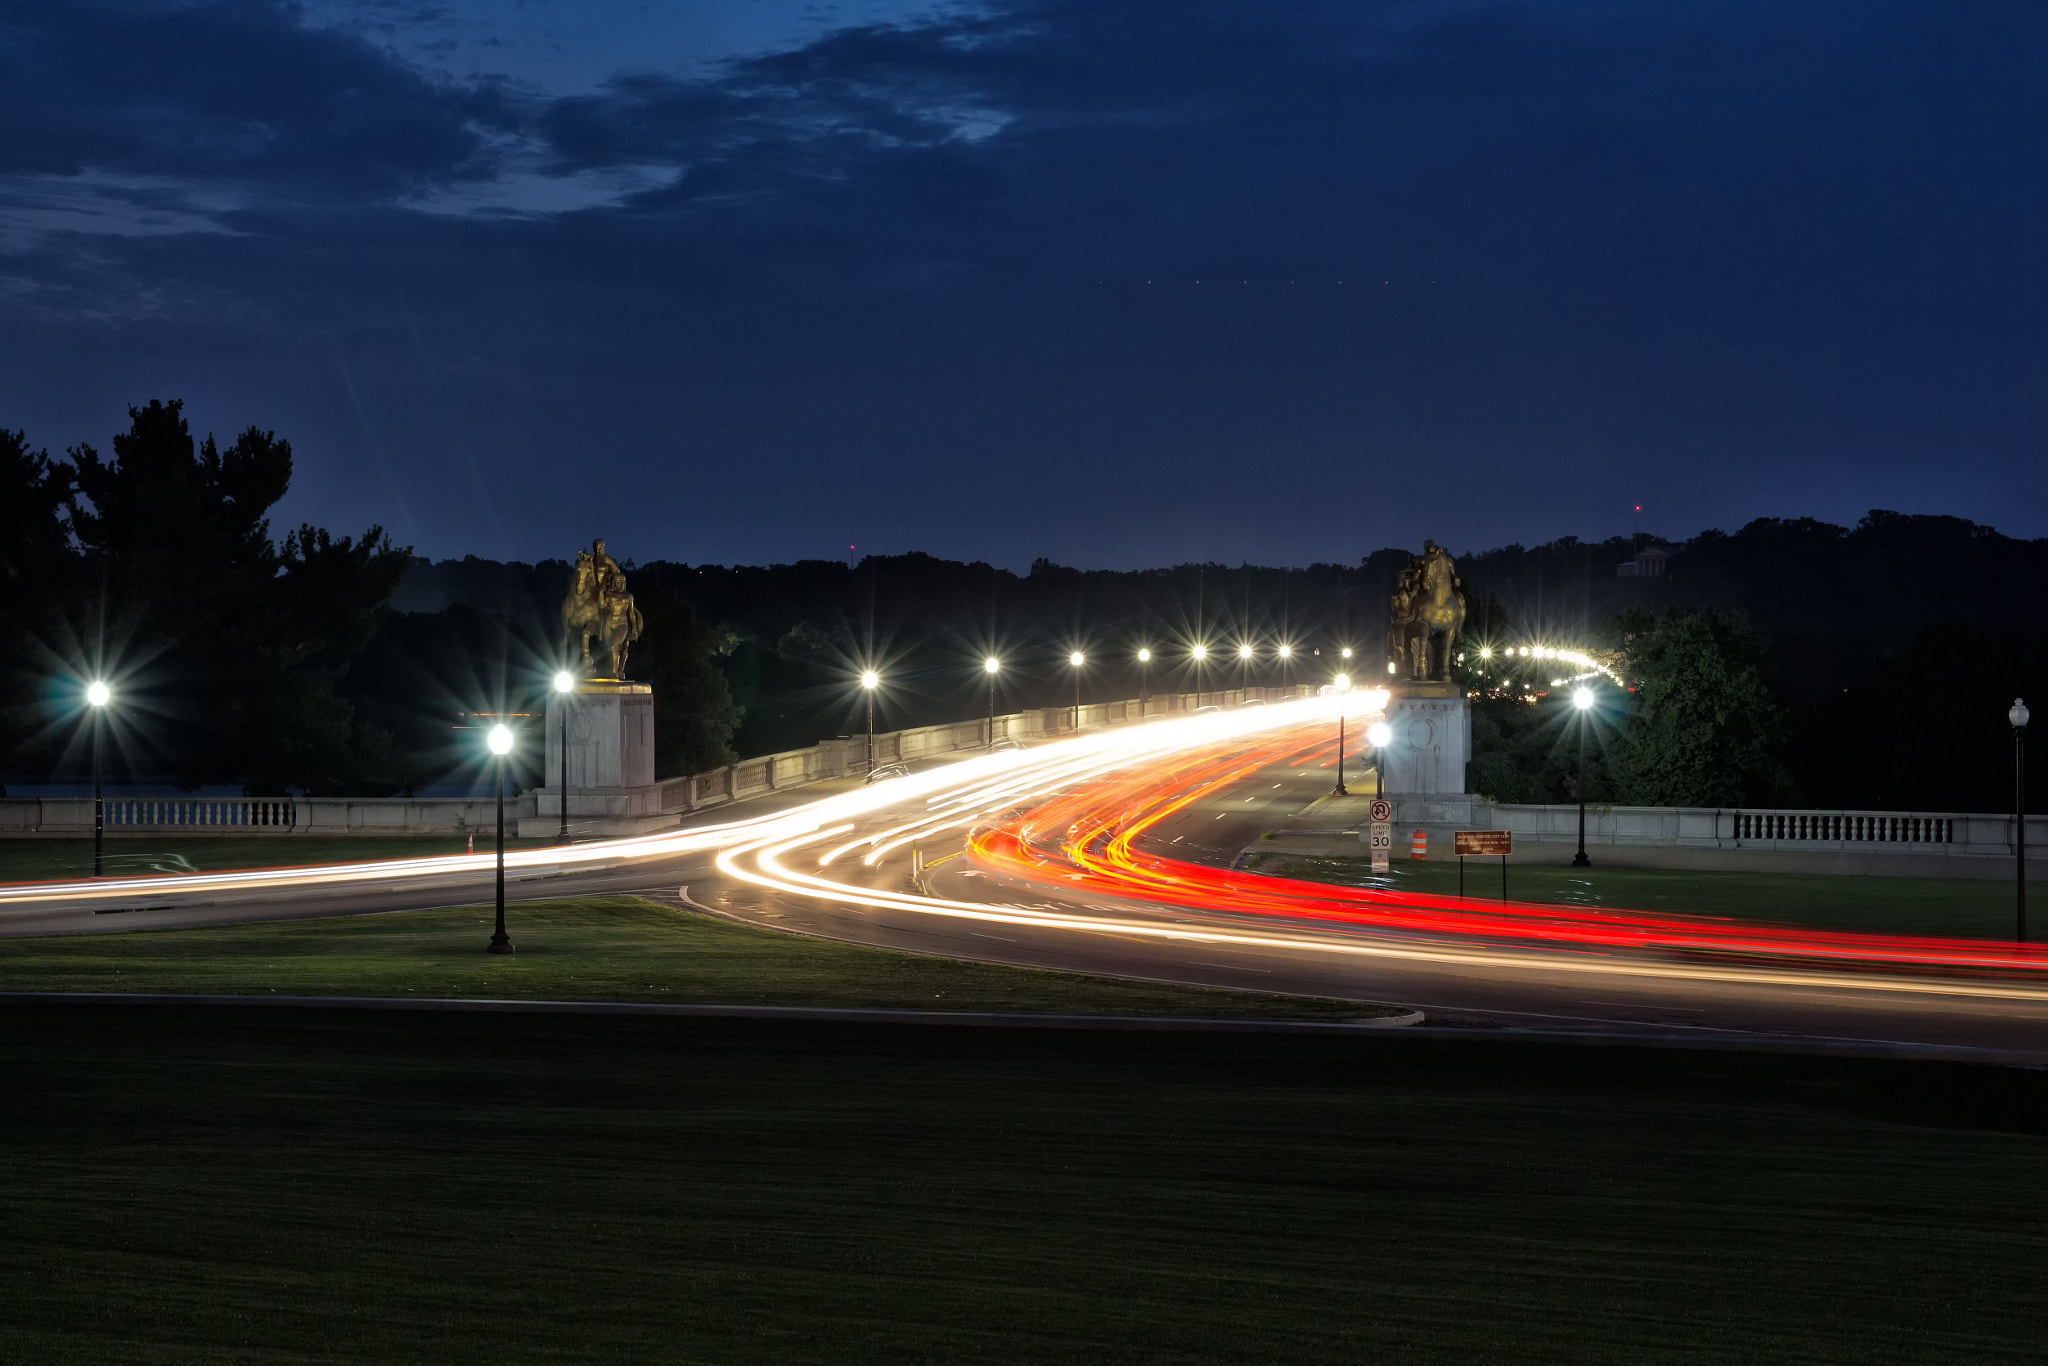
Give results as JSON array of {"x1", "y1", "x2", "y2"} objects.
[{"x1": 5, "y1": 696, "x2": 2046, "y2": 1056}]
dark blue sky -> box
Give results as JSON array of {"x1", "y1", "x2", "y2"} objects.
[{"x1": 3, "y1": 0, "x2": 2044, "y2": 568}]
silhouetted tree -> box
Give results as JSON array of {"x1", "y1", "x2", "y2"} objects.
[{"x1": 1611, "y1": 609, "x2": 1791, "y2": 807}]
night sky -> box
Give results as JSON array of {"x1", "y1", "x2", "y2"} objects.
[{"x1": 3, "y1": 0, "x2": 2044, "y2": 569}]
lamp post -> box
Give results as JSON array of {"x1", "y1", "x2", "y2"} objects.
[
  {"x1": 1332, "y1": 673, "x2": 1352, "y2": 796},
  {"x1": 1191, "y1": 643, "x2": 1209, "y2": 706},
  {"x1": 1277, "y1": 643, "x2": 1292, "y2": 693},
  {"x1": 1367, "y1": 719, "x2": 1392, "y2": 800},
  {"x1": 86, "y1": 680, "x2": 111, "y2": 877},
  {"x1": 1237, "y1": 642, "x2": 1253, "y2": 702},
  {"x1": 1572, "y1": 688, "x2": 1595, "y2": 868},
  {"x1": 2014, "y1": 698, "x2": 2031, "y2": 943},
  {"x1": 1137, "y1": 648, "x2": 1151, "y2": 719},
  {"x1": 552, "y1": 669, "x2": 575, "y2": 843},
  {"x1": 984, "y1": 656, "x2": 1001, "y2": 751},
  {"x1": 487, "y1": 723, "x2": 515, "y2": 955},
  {"x1": 861, "y1": 670, "x2": 881, "y2": 780},
  {"x1": 1068, "y1": 651, "x2": 1085, "y2": 732}
]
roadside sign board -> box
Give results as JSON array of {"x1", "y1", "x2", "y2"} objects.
[
  {"x1": 1368, "y1": 821, "x2": 1393, "y2": 872},
  {"x1": 1368, "y1": 799, "x2": 1392, "y2": 824},
  {"x1": 1454, "y1": 830, "x2": 1513, "y2": 857}
]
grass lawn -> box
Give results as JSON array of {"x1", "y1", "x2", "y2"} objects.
[
  {"x1": 1250, "y1": 852, "x2": 2021, "y2": 940},
  {"x1": 0, "y1": 835, "x2": 476, "y2": 884},
  {"x1": 2, "y1": 1004, "x2": 2045, "y2": 1363},
  {"x1": 0, "y1": 896, "x2": 1395, "y2": 1020}
]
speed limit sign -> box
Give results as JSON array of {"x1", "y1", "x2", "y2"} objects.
[
  {"x1": 1367, "y1": 820, "x2": 1393, "y2": 872},
  {"x1": 1368, "y1": 799, "x2": 1392, "y2": 824}
]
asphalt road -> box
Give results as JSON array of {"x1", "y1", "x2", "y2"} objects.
[{"x1": 8, "y1": 727, "x2": 2048, "y2": 1059}]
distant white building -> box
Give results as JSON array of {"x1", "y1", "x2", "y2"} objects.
[{"x1": 1616, "y1": 545, "x2": 1670, "y2": 578}]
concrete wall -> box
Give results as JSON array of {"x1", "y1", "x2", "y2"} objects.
[
  {"x1": 1374, "y1": 797, "x2": 2048, "y2": 879},
  {"x1": 0, "y1": 793, "x2": 538, "y2": 837}
]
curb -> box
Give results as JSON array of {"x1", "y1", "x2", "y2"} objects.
[{"x1": 0, "y1": 991, "x2": 1424, "y2": 1033}]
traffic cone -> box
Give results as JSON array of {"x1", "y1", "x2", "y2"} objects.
[
  {"x1": 1410, "y1": 829, "x2": 1427, "y2": 861},
  {"x1": 467, "y1": 831, "x2": 474, "y2": 854}
]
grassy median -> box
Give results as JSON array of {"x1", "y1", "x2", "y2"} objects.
[
  {"x1": 0, "y1": 1004, "x2": 2044, "y2": 1363},
  {"x1": 1250, "y1": 852, "x2": 2021, "y2": 939},
  {"x1": 0, "y1": 835, "x2": 475, "y2": 883},
  {"x1": 0, "y1": 896, "x2": 1394, "y2": 1020}
]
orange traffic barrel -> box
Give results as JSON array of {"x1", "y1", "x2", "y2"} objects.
[{"x1": 1409, "y1": 829, "x2": 1428, "y2": 860}]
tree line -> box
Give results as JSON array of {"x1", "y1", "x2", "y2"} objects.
[{"x1": 6, "y1": 401, "x2": 2042, "y2": 811}]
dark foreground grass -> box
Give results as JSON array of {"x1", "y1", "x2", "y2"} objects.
[
  {"x1": 1252, "y1": 852, "x2": 2018, "y2": 939},
  {"x1": 2, "y1": 1004, "x2": 2046, "y2": 1364},
  {"x1": 0, "y1": 896, "x2": 1391, "y2": 1019},
  {"x1": 0, "y1": 836, "x2": 475, "y2": 883}
]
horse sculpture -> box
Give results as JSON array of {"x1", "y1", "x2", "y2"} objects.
[
  {"x1": 562, "y1": 543, "x2": 645, "y2": 678},
  {"x1": 1389, "y1": 540, "x2": 1466, "y2": 683}
]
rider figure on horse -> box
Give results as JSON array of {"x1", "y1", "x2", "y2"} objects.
[{"x1": 563, "y1": 538, "x2": 645, "y2": 678}]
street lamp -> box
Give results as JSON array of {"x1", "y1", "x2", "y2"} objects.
[
  {"x1": 85, "y1": 680, "x2": 111, "y2": 877},
  {"x1": 1237, "y1": 642, "x2": 1254, "y2": 700},
  {"x1": 1137, "y1": 647, "x2": 1152, "y2": 719},
  {"x1": 1277, "y1": 643, "x2": 1292, "y2": 692},
  {"x1": 861, "y1": 670, "x2": 881, "y2": 780},
  {"x1": 487, "y1": 723, "x2": 515, "y2": 955},
  {"x1": 1191, "y1": 643, "x2": 1209, "y2": 704},
  {"x1": 1572, "y1": 688, "x2": 1595, "y2": 868},
  {"x1": 1366, "y1": 720, "x2": 1393, "y2": 800},
  {"x1": 2014, "y1": 698, "x2": 2031, "y2": 943},
  {"x1": 552, "y1": 669, "x2": 575, "y2": 843},
  {"x1": 984, "y1": 656, "x2": 1001, "y2": 751},
  {"x1": 1332, "y1": 673, "x2": 1352, "y2": 796},
  {"x1": 1068, "y1": 651, "x2": 1085, "y2": 732}
]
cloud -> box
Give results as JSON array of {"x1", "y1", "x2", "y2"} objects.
[{"x1": 3, "y1": 0, "x2": 2047, "y2": 567}]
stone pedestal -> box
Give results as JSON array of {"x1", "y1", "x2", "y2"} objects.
[
  {"x1": 1382, "y1": 686, "x2": 1470, "y2": 796},
  {"x1": 527, "y1": 680, "x2": 669, "y2": 836}
]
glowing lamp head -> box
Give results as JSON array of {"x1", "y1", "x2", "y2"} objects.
[
  {"x1": 1478, "y1": 647, "x2": 1493, "y2": 660},
  {"x1": 1137, "y1": 648, "x2": 1152, "y2": 663},
  {"x1": 1277, "y1": 644, "x2": 1292, "y2": 659},
  {"x1": 1191, "y1": 644, "x2": 1209, "y2": 661},
  {"x1": 487, "y1": 723, "x2": 514, "y2": 756},
  {"x1": 552, "y1": 670, "x2": 575, "y2": 694},
  {"x1": 983, "y1": 656, "x2": 1001, "y2": 675},
  {"x1": 2013, "y1": 698, "x2": 2031, "y2": 730},
  {"x1": 1366, "y1": 720, "x2": 1393, "y2": 748},
  {"x1": 1386, "y1": 661, "x2": 1397, "y2": 674},
  {"x1": 1340, "y1": 647, "x2": 1353, "y2": 659},
  {"x1": 1237, "y1": 644, "x2": 1254, "y2": 660},
  {"x1": 1573, "y1": 688, "x2": 1595, "y2": 712},
  {"x1": 1069, "y1": 651, "x2": 1085, "y2": 668},
  {"x1": 860, "y1": 670, "x2": 880, "y2": 690},
  {"x1": 85, "y1": 680, "x2": 111, "y2": 708},
  {"x1": 1333, "y1": 673, "x2": 1352, "y2": 692}
]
